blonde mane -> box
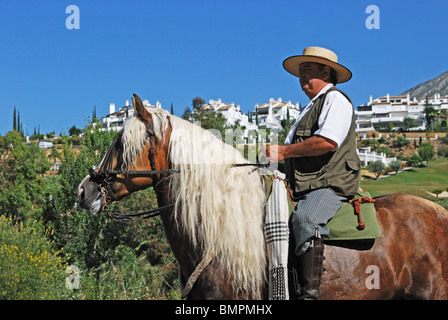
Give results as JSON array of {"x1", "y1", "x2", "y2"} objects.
[
  {"x1": 121, "y1": 108, "x2": 266, "y2": 298},
  {"x1": 121, "y1": 108, "x2": 170, "y2": 170}
]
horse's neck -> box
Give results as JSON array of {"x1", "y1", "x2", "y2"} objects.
[{"x1": 155, "y1": 182, "x2": 201, "y2": 278}]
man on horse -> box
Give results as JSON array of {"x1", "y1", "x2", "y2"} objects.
[{"x1": 265, "y1": 46, "x2": 361, "y2": 299}]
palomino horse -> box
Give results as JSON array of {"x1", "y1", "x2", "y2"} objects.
[{"x1": 78, "y1": 94, "x2": 448, "y2": 299}]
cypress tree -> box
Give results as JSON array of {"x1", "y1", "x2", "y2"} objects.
[
  {"x1": 255, "y1": 107, "x2": 258, "y2": 125},
  {"x1": 17, "y1": 111, "x2": 21, "y2": 134},
  {"x1": 13, "y1": 107, "x2": 17, "y2": 131}
]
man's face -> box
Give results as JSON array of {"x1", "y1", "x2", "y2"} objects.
[{"x1": 298, "y1": 62, "x2": 329, "y2": 98}]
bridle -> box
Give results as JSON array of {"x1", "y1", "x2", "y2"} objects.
[
  {"x1": 88, "y1": 123, "x2": 179, "y2": 222},
  {"x1": 88, "y1": 122, "x2": 270, "y2": 222}
]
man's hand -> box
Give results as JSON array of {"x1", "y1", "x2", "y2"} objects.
[
  {"x1": 264, "y1": 145, "x2": 286, "y2": 163},
  {"x1": 264, "y1": 136, "x2": 338, "y2": 163}
]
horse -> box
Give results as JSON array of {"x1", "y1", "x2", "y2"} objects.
[{"x1": 78, "y1": 94, "x2": 448, "y2": 300}]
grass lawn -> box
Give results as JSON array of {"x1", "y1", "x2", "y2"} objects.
[{"x1": 360, "y1": 158, "x2": 448, "y2": 200}]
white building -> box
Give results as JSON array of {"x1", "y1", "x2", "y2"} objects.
[
  {"x1": 355, "y1": 92, "x2": 448, "y2": 132},
  {"x1": 38, "y1": 141, "x2": 53, "y2": 149},
  {"x1": 255, "y1": 98, "x2": 301, "y2": 131},
  {"x1": 97, "y1": 96, "x2": 302, "y2": 144},
  {"x1": 201, "y1": 98, "x2": 258, "y2": 142},
  {"x1": 357, "y1": 146, "x2": 397, "y2": 167},
  {"x1": 98, "y1": 99, "x2": 162, "y2": 132}
]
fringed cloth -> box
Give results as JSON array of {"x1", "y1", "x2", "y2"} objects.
[{"x1": 264, "y1": 170, "x2": 290, "y2": 300}]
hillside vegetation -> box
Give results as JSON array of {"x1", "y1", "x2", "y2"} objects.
[{"x1": 0, "y1": 129, "x2": 179, "y2": 300}]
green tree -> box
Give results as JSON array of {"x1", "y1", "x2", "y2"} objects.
[
  {"x1": 392, "y1": 136, "x2": 410, "y2": 149},
  {"x1": 279, "y1": 118, "x2": 295, "y2": 146},
  {"x1": 192, "y1": 96, "x2": 205, "y2": 111},
  {"x1": 423, "y1": 98, "x2": 438, "y2": 131},
  {"x1": 0, "y1": 131, "x2": 50, "y2": 221},
  {"x1": 17, "y1": 111, "x2": 21, "y2": 135},
  {"x1": 418, "y1": 142, "x2": 435, "y2": 166},
  {"x1": 389, "y1": 160, "x2": 402, "y2": 175},
  {"x1": 182, "y1": 97, "x2": 240, "y2": 140},
  {"x1": 403, "y1": 117, "x2": 417, "y2": 131},
  {"x1": 255, "y1": 107, "x2": 259, "y2": 126},
  {"x1": 407, "y1": 153, "x2": 423, "y2": 167},
  {"x1": 13, "y1": 107, "x2": 17, "y2": 131},
  {"x1": 432, "y1": 189, "x2": 442, "y2": 199},
  {"x1": 440, "y1": 109, "x2": 448, "y2": 128},
  {"x1": 92, "y1": 105, "x2": 98, "y2": 122},
  {"x1": 68, "y1": 125, "x2": 82, "y2": 136},
  {"x1": 376, "y1": 145, "x2": 394, "y2": 158},
  {"x1": 181, "y1": 106, "x2": 192, "y2": 120},
  {"x1": 368, "y1": 160, "x2": 386, "y2": 179},
  {"x1": 387, "y1": 122, "x2": 394, "y2": 132}
]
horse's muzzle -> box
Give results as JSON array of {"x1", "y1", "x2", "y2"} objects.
[{"x1": 78, "y1": 174, "x2": 103, "y2": 214}]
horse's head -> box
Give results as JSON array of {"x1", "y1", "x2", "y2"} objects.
[{"x1": 78, "y1": 94, "x2": 171, "y2": 214}]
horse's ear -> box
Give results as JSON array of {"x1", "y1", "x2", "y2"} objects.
[{"x1": 133, "y1": 93, "x2": 152, "y2": 124}]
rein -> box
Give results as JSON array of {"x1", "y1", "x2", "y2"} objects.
[{"x1": 96, "y1": 178, "x2": 176, "y2": 223}]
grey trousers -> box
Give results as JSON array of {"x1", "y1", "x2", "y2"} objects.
[{"x1": 291, "y1": 188, "x2": 347, "y2": 256}]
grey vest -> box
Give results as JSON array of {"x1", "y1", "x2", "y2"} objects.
[{"x1": 285, "y1": 86, "x2": 360, "y2": 200}]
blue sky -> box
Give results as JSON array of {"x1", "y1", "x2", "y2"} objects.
[{"x1": 1, "y1": 0, "x2": 447, "y2": 135}]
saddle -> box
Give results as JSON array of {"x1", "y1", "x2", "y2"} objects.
[{"x1": 326, "y1": 189, "x2": 382, "y2": 242}]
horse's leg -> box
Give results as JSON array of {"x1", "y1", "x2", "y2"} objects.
[{"x1": 185, "y1": 261, "x2": 239, "y2": 299}]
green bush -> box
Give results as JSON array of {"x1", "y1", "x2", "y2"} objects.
[
  {"x1": 76, "y1": 244, "x2": 180, "y2": 300},
  {"x1": 0, "y1": 131, "x2": 50, "y2": 221},
  {"x1": 392, "y1": 136, "x2": 410, "y2": 149},
  {"x1": 0, "y1": 215, "x2": 67, "y2": 299}
]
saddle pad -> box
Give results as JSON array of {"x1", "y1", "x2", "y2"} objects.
[{"x1": 327, "y1": 190, "x2": 382, "y2": 241}]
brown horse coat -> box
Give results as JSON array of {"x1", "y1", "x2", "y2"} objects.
[{"x1": 321, "y1": 194, "x2": 448, "y2": 299}]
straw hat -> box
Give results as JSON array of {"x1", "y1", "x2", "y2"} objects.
[{"x1": 283, "y1": 46, "x2": 352, "y2": 84}]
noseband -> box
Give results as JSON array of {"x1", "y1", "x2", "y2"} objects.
[{"x1": 89, "y1": 123, "x2": 179, "y2": 222}]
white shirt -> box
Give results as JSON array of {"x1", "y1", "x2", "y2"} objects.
[{"x1": 284, "y1": 84, "x2": 353, "y2": 148}]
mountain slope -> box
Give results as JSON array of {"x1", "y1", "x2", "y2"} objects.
[{"x1": 402, "y1": 71, "x2": 448, "y2": 99}]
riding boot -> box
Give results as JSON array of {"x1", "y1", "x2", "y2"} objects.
[{"x1": 297, "y1": 235, "x2": 325, "y2": 300}]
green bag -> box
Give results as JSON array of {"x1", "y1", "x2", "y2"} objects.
[{"x1": 327, "y1": 189, "x2": 382, "y2": 241}]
